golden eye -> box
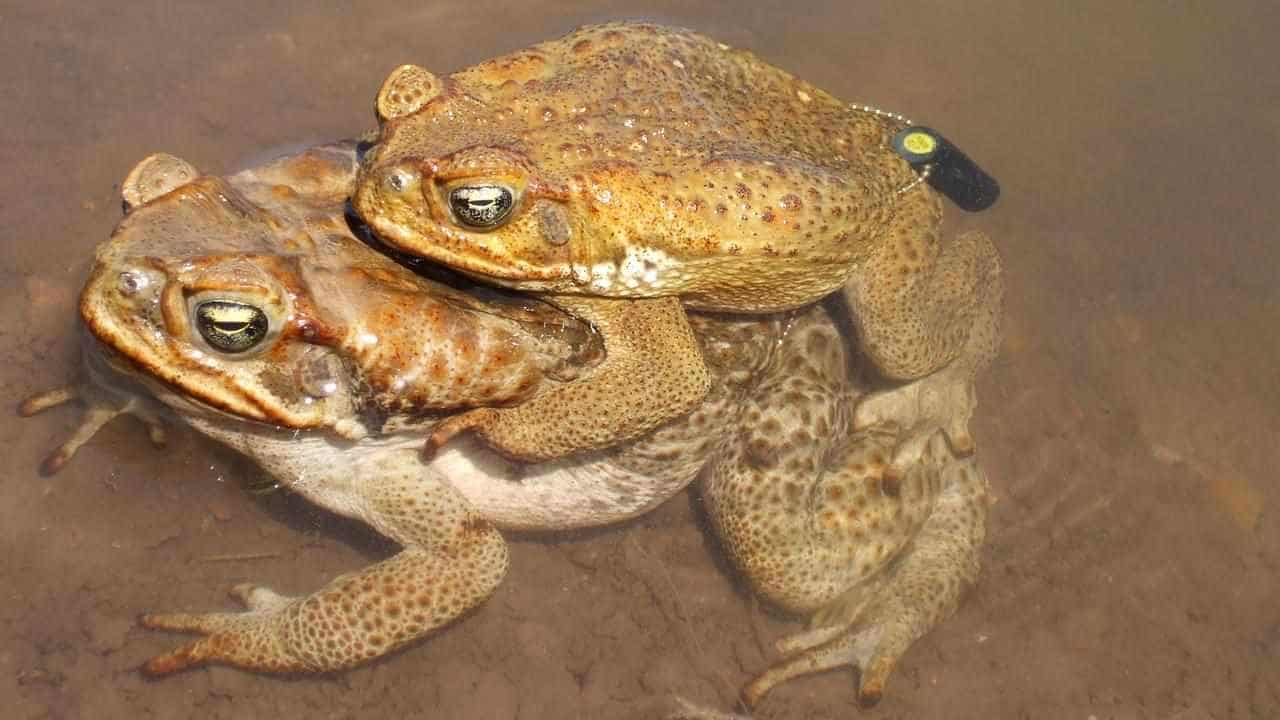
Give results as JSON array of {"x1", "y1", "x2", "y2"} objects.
[
  {"x1": 194, "y1": 300, "x2": 270, "y2": 354},
  {"x1": 449, "y1": 184, "x2": 514, "y2": 229}
]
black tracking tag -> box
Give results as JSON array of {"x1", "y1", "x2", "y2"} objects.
[{"x1": 892, "y1": 127, "x2": 999, "y2": 212}]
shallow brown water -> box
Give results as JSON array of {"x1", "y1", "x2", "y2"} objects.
[{"x1": 3, "y1": 2, "x2": 1277, "y2": 718}]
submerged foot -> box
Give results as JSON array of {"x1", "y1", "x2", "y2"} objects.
[
  {"x1": 19, "y1": 381, "x2": 167, "y2": 475},
  {"x1": 853, "y1": 362, "x2": 978, "y2": 473}
]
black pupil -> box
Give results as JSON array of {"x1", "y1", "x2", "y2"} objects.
[{"x1": 450, "y1": 185, "x2": 512, "y2": 227}]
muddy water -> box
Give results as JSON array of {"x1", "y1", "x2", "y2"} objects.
[{"x1": 3, "y1": 2, "x2": 1277, "y2": 718}]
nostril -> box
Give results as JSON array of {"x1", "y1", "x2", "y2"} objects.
[{"x1": 118, "y1": 270, "x2": 148, "y2": 296}]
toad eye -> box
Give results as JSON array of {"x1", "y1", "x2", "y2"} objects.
[
  {"x1": 448, "y1": 184, "x2": 514, "y2": 229},
  {"x1": 194, "y1": 300, "x2": 270, "y2": 354}
]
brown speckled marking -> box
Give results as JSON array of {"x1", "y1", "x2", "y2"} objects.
[{"x1": 701, "y1": 309, "x2": 994, "y2": 709}]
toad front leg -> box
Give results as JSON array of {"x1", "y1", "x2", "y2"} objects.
[
  {"x1": 845, "y1": 186, "x2": 1003, "y2": 383},
  {"x1": 847, "y1": 209, "x2": 1003, "y2": 468},
  {"x1": 427, "y1": 296, "x2": 711, "y2": 462},
  {"x1": 142, "y1": 447, "x2": 508, "y2": 674}
]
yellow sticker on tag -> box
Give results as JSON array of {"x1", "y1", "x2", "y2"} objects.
[{"x1": 901, "y1": 130, "x2": 938, "y2": 156}]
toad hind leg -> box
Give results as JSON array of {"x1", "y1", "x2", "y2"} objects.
[
  {"x1": 702, "y1": 313, "x2": 988, "y2": 708},
  {"x1": 141, "y1": 449, "x2": 508, "y2": 675},
  {"x1": 427, "y1": 296, "x2": 710, "y2": 462},
  {"x1": 742, "y1": 451, "x2": 989, "y2": 707}
]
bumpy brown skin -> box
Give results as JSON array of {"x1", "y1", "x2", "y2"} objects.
[
  {"x1": 25, "y1": 142, "x2": 999, "y2": 710},
  {"x1": 85, "y1": 144, "x2": 599, "y2": 438},
  {"x1": 353, "y1": 22, "x2": 1001, "y2": 461},
  {"x1": 358, "y1": 23, "x2": 919, "y2": 309},
  {"x1": 423, "y1": 294, "x2": 708, "y2": 460}
]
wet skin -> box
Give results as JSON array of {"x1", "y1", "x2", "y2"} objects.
[
  {"x1": 23, "y1": 141, "x2": 995, "y2": 709},
  {"x1": 353, "y1": 22, "x2": 1003, "y2": 465}
]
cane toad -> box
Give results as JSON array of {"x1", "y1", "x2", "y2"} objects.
[{"x1": 353, "y1": 22, "x2": 1002, "y2": 465}]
